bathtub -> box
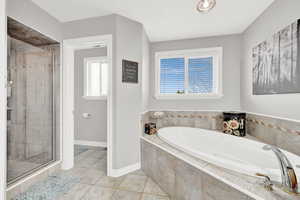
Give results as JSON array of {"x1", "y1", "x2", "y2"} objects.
[{"x1": 158, "y1": 126, "x2": 300, "y2": 183}]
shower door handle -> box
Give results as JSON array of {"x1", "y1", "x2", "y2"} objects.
[
  {"x1": 7, "y1": 81, "x2": 13, "y2": 97},
  {"x1": 82, "y1": 113, "x2": 91, "y2": 119}
]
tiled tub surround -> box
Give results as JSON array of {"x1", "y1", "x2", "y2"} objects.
[
  {"x1": 142, "y1": 111, "x2": 224, "y2": 131},
  {"x1": 142, "y1": 111, "x2": 300, "y2": 156},
  {"x1": 141, "y1": 136, "x2": 300, "y2": 200},
  {"x1": 141, "y1": 111, "x2": 300, "y2": 200},
  {"x1": 247, "y1": 113, "x2": 300, "y2": 156}
]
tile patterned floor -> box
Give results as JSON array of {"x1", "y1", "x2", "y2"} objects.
[
  {"x1": 15, "y1": 145, "x2": 170, "y2": 200},
  {"x1": 13, "y1": 174, "x2": 80, "y2": 200}
]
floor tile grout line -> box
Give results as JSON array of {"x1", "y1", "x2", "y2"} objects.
[
  {"x1": 146, "y1": 176, "x2": 170, "y2": 197},
  {"x1": 142, "y1": 192, "x2": 170, "y2": 198},
  {"x1": 142, "y1": 176, "x2": 170, "y2": 198},
  {"x1": 139, "y1": 177, "x2": 149, "y2": 200},
  {"x1": 14, "y1": 146, "x2": 170, "y2": 200},
  {"x1": 79, "y1": 185, "x2": 94, "y2": 200},
  {"x1": 116, "y1": 173, "x2": 148, "y2": 194}
]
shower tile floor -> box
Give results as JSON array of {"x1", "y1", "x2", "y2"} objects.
[
  {"x1": 12, "y1": 145, "x2": 170, "y2": 200},
  {"x1": 8, "y1": 152, "x2": 54, "y2": 183}
]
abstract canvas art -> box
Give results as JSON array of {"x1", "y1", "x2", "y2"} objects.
[{"x1": 252, "y1": 19, "x2": 300, "y2": 95}]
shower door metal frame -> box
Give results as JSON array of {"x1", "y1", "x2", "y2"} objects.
[{"x1": 0, "y1": 0, "x2": 7, "y2": 199}]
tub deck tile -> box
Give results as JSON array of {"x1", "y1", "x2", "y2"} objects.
[{"x1": 141, "y1": 135, "x2": 300, "y2": 200}]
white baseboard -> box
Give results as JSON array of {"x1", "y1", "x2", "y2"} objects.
[
  {"x1": 74, "y1": 140, "x2": 107, "y2": 147},
  {"x1": 110, "y1": 163, "x2": 141, "y2": 177}
]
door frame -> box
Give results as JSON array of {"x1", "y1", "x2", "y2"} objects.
[
  {"x1": 61, "y1": 35, "x2": 113, "y2": 176},
  {"x1": 0, "y1": 0, "x2": 7, "y2": 199}
]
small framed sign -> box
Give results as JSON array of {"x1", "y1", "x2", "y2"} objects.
[{"x1": 122, "y1": 59, "x2": 138, "y2": 83}]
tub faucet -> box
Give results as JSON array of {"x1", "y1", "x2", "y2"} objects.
[{"x1": 262, "y1": 145, "x2": 298, "y2": 194}]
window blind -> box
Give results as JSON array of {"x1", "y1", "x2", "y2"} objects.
[
  {"x1": 160, "y1": 58, "x2": 185, "y2": 94},
  {"x1": 188, "y1": 57, "x2": 213, "y2": 93}
]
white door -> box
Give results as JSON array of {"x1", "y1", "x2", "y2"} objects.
[{"x1": 0, "y1": 0, "x2": 7, "y2": 199}]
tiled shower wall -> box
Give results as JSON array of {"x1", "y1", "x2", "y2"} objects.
[
  {"x1": 7, "y1": 38, "x2": 59, "y2": 162},
  {"x1": 142, "y1": 111, "x2": 300, "y2": 156}
]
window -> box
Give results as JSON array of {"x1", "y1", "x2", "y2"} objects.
[
  {"x1": 84, "y1": 57, "x2": 108, "y2": 99},
  {"x1": 155, "y1": 47, "x2": 223, "y2": 99}
]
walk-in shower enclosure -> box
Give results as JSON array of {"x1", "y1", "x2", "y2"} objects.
[{"x1": 7, "y1": 17, "x2": 60, "y2": 184}]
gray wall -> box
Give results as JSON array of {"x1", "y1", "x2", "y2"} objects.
[
  {"x1": 62, "y1": 15, "x2": 116, "y2": 39},
  {"x1": 7, "y1": 0, "x2": 62, "y2": 42},
  {"x1": 142, "y1": 30, "x2": 150, "y2": 111},
  {"x1": 74, "y1": 48, "x2": 108, "y2": 143},
  {"x1": 113, "y1": 15, "x2": 144, "y2": 169},
  {"x1": 241, "y1": 0, "x2": 300, "y2": 120},
  {"x1": 149, "y1": 35, "x2": 242, "y2": 111},
  {"x1": 63, "y1": 15, "x2": 148, "y2": 169}
]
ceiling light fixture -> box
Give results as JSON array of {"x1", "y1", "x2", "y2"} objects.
[{"x1": 197, "y1": 0, "x2": 216, "y2": 13}]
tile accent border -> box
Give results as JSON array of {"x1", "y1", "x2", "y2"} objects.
[
  {"x1": 246, "y1": 113, "x2": 300, "y2": 156},
  {"x1": 247, "y1": 117, "x2": 300, "y2": 136},
  {"x1": 142, "y1": 111, "x2": 224, "y2": 131}
]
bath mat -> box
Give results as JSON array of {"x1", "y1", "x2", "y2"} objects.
[{"x1": 13, "y1": 174, "x2": 80, "y2": 200}]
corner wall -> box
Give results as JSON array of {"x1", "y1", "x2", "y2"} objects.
[
  {"x1": 142, "y1": 30, "x2": 150, "y2": 111},
  {"x1": 62, "y1": 14, "x2": 150, "y2": 170},
  {"x1": 113, "y1": 15, "x2": 144, "y2": 169},
  {"x1": 149, "y1": 34, "x2": 242, "y2": 111},
  {"x1": 241, "y1": 0, "x2": 300, "y2": 120}
]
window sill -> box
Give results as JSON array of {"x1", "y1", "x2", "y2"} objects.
[
  {"x1": 154, "y1": 94, "x2": 224, "y2": 100},
  {"x1": 82, "y1": 96, "x2": 107, "y2": 100}
]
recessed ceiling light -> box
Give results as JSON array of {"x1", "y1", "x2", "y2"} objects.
[{"x1": 197, "y1": 0, "x2": 216, "y2": 13}]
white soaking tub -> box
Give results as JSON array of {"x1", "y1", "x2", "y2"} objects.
[{"x1": 158, "y1": 126, "x2": 300, "y2": 183}]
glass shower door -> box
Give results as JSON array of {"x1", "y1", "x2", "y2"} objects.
[{"x1": 7, "y1": 18, "x2": 59, "y2": 184}]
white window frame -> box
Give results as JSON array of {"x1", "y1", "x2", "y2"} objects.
[
  {"x1": 83, "y1": 56, "x2": 108, "y2": 100},
  {"x1": 155, "y1": 47, "x2": 223, "y2": 100}
]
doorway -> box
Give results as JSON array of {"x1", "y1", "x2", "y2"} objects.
[
  {"x1": 62, "y1": 35, "x2": 113, "y2": 176},
  {"x1": 74, "y1": 49, "x2": 108, "y2": 148}
]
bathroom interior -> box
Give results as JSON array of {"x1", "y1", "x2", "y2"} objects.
[{"x1": 1, "y1": 0, "x2": 300, "y2": 200}]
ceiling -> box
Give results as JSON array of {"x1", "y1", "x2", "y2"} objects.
[{"x1": 31, "y1": 0, "x2": 275, "y2": 42}]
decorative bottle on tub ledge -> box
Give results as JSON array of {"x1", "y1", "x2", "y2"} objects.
[
  {"x1": 144, "y1": 123, "x2": 157, "y2": 135},
  {"x1": 223, "y1": 112, "x2": 246, "y2": 137}
]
